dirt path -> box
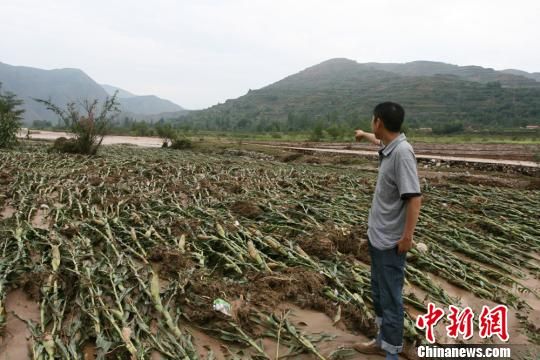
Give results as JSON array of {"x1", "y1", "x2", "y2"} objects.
[
  {"x1": 247, "y1": 140, "x2": 540, "y2": 161},
  {"x1": 254, "y1": 144, "x2": 540, "y2": 168}
]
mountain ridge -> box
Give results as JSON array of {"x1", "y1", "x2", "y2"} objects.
[
  {"x1": 177, "y1": 58, "x2": 540, "y2": 131},
  {"x1": 101, "y1": 84, "x2": 137, "y2": 99},
  {"x1": 0, "y1": 62, "x2": 187, "y2": 124}
]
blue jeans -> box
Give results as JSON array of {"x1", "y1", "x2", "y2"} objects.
[{"x1": 368, "y1": 237, "x2": 406, "y2": 355}]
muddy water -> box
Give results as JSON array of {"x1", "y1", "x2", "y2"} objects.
[
  {"x1": 0, "y1": 290, "x2": 40, "y2": 359},
  {"x1": 182, "y1": 303, "x2": 382, "y2": 359},
  {"x1": 61, "y1": 327, "x2": 232, "y2": 360},
  {"x1": 184, "y1": 326, "x2": 238, "y2": 360},
  {"x1": 76, "y1": 306, "x2": 372, "y2": 359},
  {"x1": 179, "y1": 303, "x2": 386, "y2": 360},
  {"x1": 281, "y1": 304, "x2": 385, "y2": 360},
  {"x1": 19, "y1": 129, "x2": 163, "y2": 148},
  {"x1": 517, "y1": 275, "x2": 540, "y2": 325},
  {"x1": 3, "y1": 281, "x2": 534, "y2": 358}
]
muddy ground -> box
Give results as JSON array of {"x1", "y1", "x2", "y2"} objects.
[
  {"x1": 1, "y1": 139, "x2": 539, "y2": 359},
  {"x1": 245, "y1": 140, "x2": 540, "y2": 162},
  {"x1": 20, "y1": 130, "x2": 540, "y2": 163}
]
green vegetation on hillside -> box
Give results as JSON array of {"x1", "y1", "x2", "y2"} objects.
[{"x1": 174, "y1": 59, "x2": 540, "y2": 133}]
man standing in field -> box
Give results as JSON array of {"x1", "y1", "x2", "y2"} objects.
[{"x1": 353, "y1": 102, "x2": 422, "y2": 360}]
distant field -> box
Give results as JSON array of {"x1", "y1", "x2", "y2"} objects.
[
  {"x1": 408, "y1": 133, "x2": 540, "y2": 144},
  {"x1": 177, "y1": 130, "x2": 540, "y2": 145},
  {"x1": 26, "y1": 127, "x2": 540, "y2": 145}
]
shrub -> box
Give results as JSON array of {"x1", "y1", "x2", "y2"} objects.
[
  {"x1": 433, "y1": 121, "x2": 464, "y2": 135},
  {"x1": 49, "y1": 137, "x2": 81, "y2": 154},
  {"x1": 35, "y1": 93, "x2": 120, "y2": 155},
  {"x1": 309, "y1": 121, "x2": 324, "y2": 141},
  {"x1": 155, "y1": 123, "x2": 178, "y2": 145},
  {"x1": 170, "y1": 137, "x2": 193, "y2": 149},
  {"x1": 325, "y1": 125, "x2": 341, "y2": 140},
  {"x1": 0, "y1": 84, "x2": 24, "y2": 148},
  {"x1": 32, "y1": 120, "x2": 53, "y2": 129}
]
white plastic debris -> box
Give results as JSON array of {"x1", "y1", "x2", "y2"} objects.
[
  {"x1": 213, "y1": 298, "x2": 232, "y2": 316},
  {"x1": 416, "y1": 242, "x2": 429, "y2": 253}
]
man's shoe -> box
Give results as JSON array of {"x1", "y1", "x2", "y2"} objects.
[{"x1": 353, "y1": 339, "x2": 386, "y2": 356}]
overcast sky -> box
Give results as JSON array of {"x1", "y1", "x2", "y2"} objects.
[{"x1": 2, "y1": 0, "x2": 539, "y2": 109}]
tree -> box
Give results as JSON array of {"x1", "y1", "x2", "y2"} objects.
[
  {"x1": 35, "y1": 92, "x2": 120, "y2": 155},
  {"x1": 32, "y1": 120, "x2": 53, "y2": 129},
  {"x1": 131, "y1": 121, "x2": 151, "y2": 136},
  {"x1": 0, "y1": 83, "x2": 25, "y2": 148},
  {"x1": 433, "y1": 121, "x2": 464, "y2": 135},
  {"x1": 155, "y1": 123, "x2": 177, "y2": 147},
  {"x1": 325, "y1": 125, "x2": 341, "y2": 140},
  {"x1": 309, "y1": 120, "x2": 324, "y2": 141}
]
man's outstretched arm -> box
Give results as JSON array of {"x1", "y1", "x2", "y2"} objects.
[
  {"x1": 397, "y1": 196, "x2": 422, "y2": 253},
  {"x1": 354, "y1": 129, "x2": 381, "y2": 146}
]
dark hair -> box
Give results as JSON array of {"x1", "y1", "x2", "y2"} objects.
[{"x1": 373, "y1": 102, "x2": 404, "y2": 132}]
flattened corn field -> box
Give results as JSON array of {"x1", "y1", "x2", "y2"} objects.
[{"x1": 0, "y1": 143, "x2": 539, "y2": 359}]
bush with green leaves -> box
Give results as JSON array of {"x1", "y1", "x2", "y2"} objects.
[
  {"x1": 155, "y1": 123, "x2": 178, "y2": 147},
  {"x1": 0, "y1": 84, "x2": 24, "y2": 148},
  {"x1": 35, "y1": 93, "x2": 120, "y2": 155},
  {"x1": 309, "y1": 121, "x2": 324, "y2": 141},
  {"x1": 433, "y1": 121, "x2": 465, "y2": 135},
  {"x1": 32, "y1": 120, "x2": 53, "y2": 129},
  {"x1": 170, "y1": 137, "x2": 193, "y2": 149}
]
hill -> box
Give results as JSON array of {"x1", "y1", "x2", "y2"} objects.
[
  {"x1": 365, "y1": 60, "x2": 540, "y2": 88},
  {"x1": 0, "y1": 62, "x2": 108, "y2": 124},
  {"x1": 101, "y1": 84, "x2": 137, "y2": 98},
  {"x1": 117, "y1": 95, "x2": 185, "y2": 115},
  {"x1": 0, "y1": 62, "x2": 187, "y2": 124},
  {"x1": 177, "y1": 58, "x2": 540, "y2": 131},
  {"x1": 102, "y1": 84, "x2": 186, "y2": 115},
  {"x1": 500, "y1": 69, "x2": 540, "y2": 83}
]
